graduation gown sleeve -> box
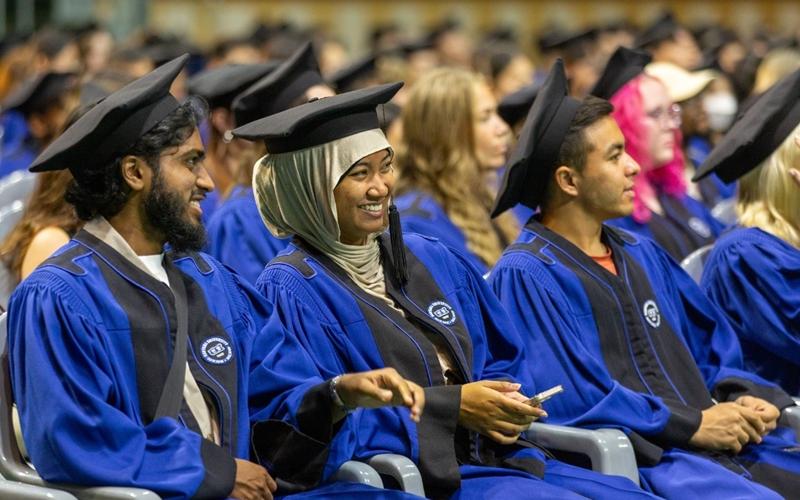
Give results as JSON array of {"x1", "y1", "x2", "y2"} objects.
[
  {"x1": 700, "y1": 228, "x2": 800, "y2": 395},
  {"x1": 9, "y1": 271, "x2": 236, "y2": 500}
]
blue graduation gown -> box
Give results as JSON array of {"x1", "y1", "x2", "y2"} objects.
[
  {"x1": 0, "y1": 111, "x2": 37, "y2": 179},
  {"x1": 205, "y1": 186, "x2": 289, "y2": 284},
  {"x1": 394, "y1": 191, "x2": 490, "y2": 275},
  {"x1": 608, "y1": 193, "x2": 725, "y2": 261},
  {"x1": 686, "y1": 136, "x2": 736, "y2": 207},
  {"x1": 249, "y1": 233, "x2": 656, "y2": 499},
  {"x1": 701, "y1": 227, "x2": 800, "y2": 396},
  {"x1": 491, "y1": 219, "x2": 800, "y2": 498},
  {"x1": 8, "y1": 229, "x2": 270, "y2": 499}
]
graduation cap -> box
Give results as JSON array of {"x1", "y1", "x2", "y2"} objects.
[
  {"x1": 187, "y1": 62, "x2": 279, "y2": 110},
  {"x1": 537, "y1": 27, "x2": 596, "y2": 57},
  {"x1": 231, "y1": 41, "x2": 324, "y2": 126},
  {"x1": 492, "y1": 59, "x2": 581, "y2": 217},
  {"x1": 2, "y1": 72, "x2": 77, "y2": 116},
  {"x1": 232, "y1": 81, "x2": 402, "y2": 153},
  {"x1": 426, "y1": 18, "x2": 462, "y2": 43},
  {"x1": 28, "y1": 54, "x2": 189, "y2": 173},
  {"x1": 693, "y1": 68, "x2": 800, "y2": 183},
  {"x1": 635, "y1": 12, "x2": 680, "y2": 49},
  {"x1": 498, "y1": 82, "x2": 541, "y2": 128},
  {"x1": 330, "y1": 53, "x2": 378, "y2": 92},
  {"x1": 590, "y1": 46, "x2": 652, "y2": 99}
]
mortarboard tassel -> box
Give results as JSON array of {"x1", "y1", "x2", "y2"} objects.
[{"x1": 388, "y1": 204, "x2": 408, "y2": 286}]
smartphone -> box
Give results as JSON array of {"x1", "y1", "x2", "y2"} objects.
[{"x1": 525, "y1": 385, "x2": 564, "y2": 407}]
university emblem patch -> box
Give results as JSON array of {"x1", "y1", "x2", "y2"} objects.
[
  {"x1": 427, "y1": 300, "x2": 457, "y2": 326},
  {"x1": 201, "y1": 337, "x2": 233, "y2": 365},
  {"x1": 642, "y1": 300, "x2": 661, "y2": 328}
]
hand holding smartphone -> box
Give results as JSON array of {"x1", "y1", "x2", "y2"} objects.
[{"x1": 525, "y1": 385, "x2": 564, "y2": 407}]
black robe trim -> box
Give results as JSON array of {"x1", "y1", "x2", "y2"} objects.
[
  {"x1": 250, "y1": 381, "x2": 341, "y2": 492},
  {"x1": 57, "y1": 231, "x2": 241, "y2": 447},
  {"x1": 516, "y1": 221, "x2": 715, "y2": 456}
]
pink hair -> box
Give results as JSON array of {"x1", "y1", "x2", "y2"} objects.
[{"x1": 610, "y1": 75, "x2": 686, "y2": 223}]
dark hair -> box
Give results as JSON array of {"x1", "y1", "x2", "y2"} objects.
[
  {"x1": 66, "y1": 97, "x2": 208, "y2": 221},
  {"x1": 555, "y1": 95, "x2": 614, "y2": 172},
  {"x1": 473, "y1": 41, "x2": 521, "y2": 80}
]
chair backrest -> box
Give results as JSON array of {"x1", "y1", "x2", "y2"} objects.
[
  {"x1": 0, "y1": 312, "x2": 44, "y2": 486},
  {"x1": 0, "y1": 171, "x2": 36, "y2": 209},
  {"x1": 711, "y1": 198, "x2": 737, "y2": 226},
  {"x1": 680, "y1": 244, "x2": 714, "y2": 284},
  {"x1": 0, "y1": 200, "x2": 24, "y2": 242},
  {"x1": 0, "y1": 264, "x2": 15, "y2": 312}
]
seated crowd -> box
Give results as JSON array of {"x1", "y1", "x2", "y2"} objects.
[{"x1": 0, "y1": 11, "x2": 799, "y2": 500}]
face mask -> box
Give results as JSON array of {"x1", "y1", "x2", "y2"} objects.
[{"x1": 703, "y1": 92, "x2": 738, "y2": 132}]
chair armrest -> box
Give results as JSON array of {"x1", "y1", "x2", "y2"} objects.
[
  {"x1": 0, "y1": 477, "x2": 77, "y2": 499},
  {"x1": 526, "y1": 422, "x2": 639, "y2": 486},
  {"x1": 780, "y1": 404, "x2": 800, "y2": 441},
  {"x1": 367, "y1": 454, "x2": 425, "y2": 497},
  {"x1": 332, "y1": 460, "x2": 383, "y2": 488}
]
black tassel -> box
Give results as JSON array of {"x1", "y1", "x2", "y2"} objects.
[{"x1": 388, "y1": 204, "x2": 408, "y2": 286}]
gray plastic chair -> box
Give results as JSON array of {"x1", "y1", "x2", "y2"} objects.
[
  {"x1": 0, "y1": 199, "x2": 25, "y2": 241},
  {"x1": 0, "y1": 476, "x2": 77, "y2": 499},
  {"x1": 527, "y1": 423, "x2": 640, "y2": 486},
  {"x1": 780, "y1": 399, "x2": 800, "y2": 440},
  {"x1": 0, "y1": 170, "x2": 36, "y2": 209},
  {"x1": 711, "y1": 198, "x2": 737, "y2": 227},
  {"x1": 680, "y1": 244, "x2": 714, "y2": 284}
]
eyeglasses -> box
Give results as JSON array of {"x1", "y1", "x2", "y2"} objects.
[{"x1": 645, "y1": 103, "x2": 682, "y2": 128}]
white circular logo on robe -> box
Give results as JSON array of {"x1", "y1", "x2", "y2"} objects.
[
  {"x1": 642, "y1": 300, "x2": 661, "y2": 328},
  {"x1": 428, "y1": 301, "x2": 457, "y2": 325},
  {"x1": 201, "y1": 337, "x2": 233, "y2": 365},
  {"x1": 688, "y1": 217, "x2": 711, "y2": 239}
]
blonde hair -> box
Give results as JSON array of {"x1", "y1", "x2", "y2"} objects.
[
  {"x1": 396, "y1": 67, "x2": 517, "y2": 267},
  {"x1": 738, "y1": 121, "x2": 800, "y2": 248},
  {"x1": 753, "y1": 49, "x2": 800, "y2": 94}
]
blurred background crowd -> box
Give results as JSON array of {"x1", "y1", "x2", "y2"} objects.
[{"x1": 0, "y1": 0, "x2": 799, "y2": 294}]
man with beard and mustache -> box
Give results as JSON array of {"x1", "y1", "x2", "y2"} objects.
[{"x1": 7, "y1": 55, "x2": 425, "y2": 500}]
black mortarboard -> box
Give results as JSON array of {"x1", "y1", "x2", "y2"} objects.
[
  {"x1": 635, "y1": 12, "x2": 679, "y2": 49},
  {"x1": 187, "y1": 62, "x2": 279, "y2": 110},
  {"x1": 426, "y1": 18, "x2": 461, "y2": 43},
  {"x1": 330, "y1": 53, "x2": 378, "y2": 92},
  {"x1": 537, "y1": 27, "x2": 596, "y2": 54},
  {"x1": 497, "y1": 82, "x2": 541, "y2": 128},
  {"x1": 231, "y1": 41, "x2": 324, "y2": 126},
  {"x1": 693, "y1": 69, "x2": 800, "y2": 183},
  {"x1": 2, "y1": 72, "x2": 77, "y2": 116},
  {"x1": 492, "y1": 60, "x2": 581, "y2": 216},
  {"x1": 590, "y1": 46, "x2": 651, "y2": 99},
  {"x1": 29, "y1": 54, "x2": 189, "y2": 173},
  {"x1": 398, "y1": 38, "x2": 435, "y2": 56},
  {"x1": 232, "y1": 82, "x2": 402, "y2": 154}
]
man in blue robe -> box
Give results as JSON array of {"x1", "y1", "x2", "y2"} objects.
[
  {"x1": 204, "y1": 42, "x2": 333, "y2": 283},
  {"x1": 490, "y1": 60, "x2": 800, "y2": 498},
  {"x1": 10, "y1": 55, "x2": 423, "y2": 500}
]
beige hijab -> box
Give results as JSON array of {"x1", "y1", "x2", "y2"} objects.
[{"x1": 252, "y1": 129, "x2": 393, "y2": 300}]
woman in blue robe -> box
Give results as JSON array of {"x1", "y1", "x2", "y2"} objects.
[
  {"x1": 234, "y1": 83, "x2": 657, "y2": 499},
  {"x1": 394, "y1": 69, "x2": 519, "y2": 276},
  {"x1": 698, "y1": 69, "x2": 800, "y2": 396}
]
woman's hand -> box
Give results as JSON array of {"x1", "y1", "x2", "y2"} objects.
[
  {"x1": 458, "y1": 380, "x2": 547, "y2": 445},
  {"x1": 334, "y1": 368, "x2": 425, "y2": 422}
]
